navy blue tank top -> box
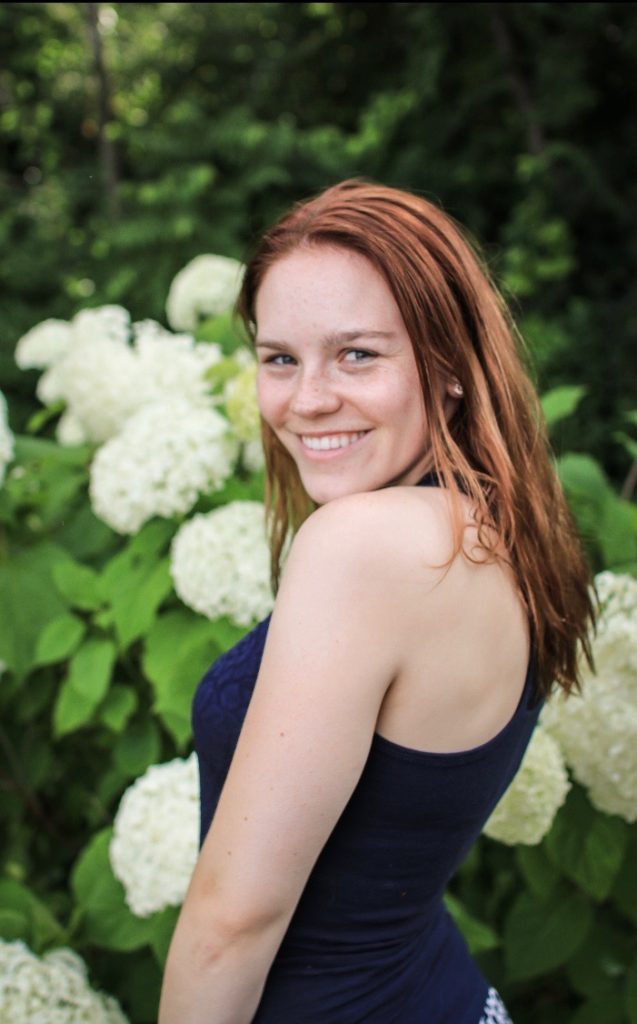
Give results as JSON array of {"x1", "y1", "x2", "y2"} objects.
[{"x1": 192, "y1": 473, "x2": 541, "y2": 1023}]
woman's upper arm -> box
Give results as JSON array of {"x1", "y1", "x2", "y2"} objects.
[{"x1": 184, "y1": 494, "x2": 411, "y2": 937}]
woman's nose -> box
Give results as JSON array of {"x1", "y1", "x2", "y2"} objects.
[{"x1": 289, "y1": 368, "x2": 342, "y2": 417}]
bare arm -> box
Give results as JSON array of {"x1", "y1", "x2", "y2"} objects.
[{"x1": 159, "y1": 494, "x2": 418, "y2": 1024}]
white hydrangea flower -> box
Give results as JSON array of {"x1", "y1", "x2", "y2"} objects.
[
  {"x1": 242, "y1": 437, "x2": 265, "y2": 474},
  {"x1": 133, "y1": 319, "x2": 222, "y2": 407},
  {"x1": 543, "y1": 571, "x2": 637, "y2": 822},
  {"x1": 19, "y1": 306, "x2": 222, "y2": 445},
  {"x1": 170, "y1": 501, "x2": 273, "y2": 627},
  {"x1": 60, "y1": 335, "x2": 143, "y2": 443},
  {"x1": 89, "y1": 398, "x2": 239, "y2": 534},
  {"x1": 71, "y1": 305, "x2": 131, "y2": 346},
  {"x1": 166, "y1": 254, "x2": 245, "y2": 332},
  {"x1": 0, "y1": 939, "x2": 128, "y2": 1023},
  {"x1": 224, "y1": 361, "x2": 260, "y2": 442},
  {"x1": 0, "y1": 391, "x2": 15, "y2": 487},
  {"x1": 15, "y1": 318, "x2": 72, "y2": 369},
  {"x1": 483, "y1": 726, "x2": 571, "y2": 845},
  {"x1": 56, "y1": 410, "x2": 89, "y2": 447},
  {"x1": 110, "y1": 753, "x2": 199, "y2": 917}
]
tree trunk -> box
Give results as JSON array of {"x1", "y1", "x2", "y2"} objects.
[{"x1": 85, "y1": 2, "x2": 121, "y2": 220}]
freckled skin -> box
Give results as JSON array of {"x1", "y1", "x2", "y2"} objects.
[{"x1": 255, "y1": 246, "x2": 457, "y2": 506}]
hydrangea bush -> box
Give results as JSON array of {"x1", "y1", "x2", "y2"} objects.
[
  {"x1": 2, "y1": 253, "x2": 636, "y2": 1023},
  {"x1": 0, "y1": 941, "x2": 128, "y2": 1023}
]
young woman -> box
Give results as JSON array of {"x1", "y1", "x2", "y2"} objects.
[{"x1": 159, "y1": 180, "x2": 594, "y2": 1023}]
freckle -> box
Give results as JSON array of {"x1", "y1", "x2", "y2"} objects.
[
  {"x1": 226, "y1": 850, "x2": 232, "y2": 856},
  {"x1": 280, "y1": 731, "x2": 285, "y2": 737},
  {"x1": 243, "y1": 816, "x2": 248, "y2": 821}
]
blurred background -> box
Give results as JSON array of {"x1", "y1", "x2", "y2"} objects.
[
  {"x1": 1, "y1": 1, "x2": 636, "y2": 480},
  {"x1": 1, "y1": 6, "x2": 637, "y2": 1023}
]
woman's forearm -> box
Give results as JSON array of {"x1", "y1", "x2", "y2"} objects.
[{"x1": 159, "y1": 907, "x2": 283, "y2": 1024}]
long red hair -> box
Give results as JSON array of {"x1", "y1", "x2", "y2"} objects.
[{"x1": 236, "y1": 179, "x2": 594, "y2": 697}]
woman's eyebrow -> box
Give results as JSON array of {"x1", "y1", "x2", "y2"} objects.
[{"x1": 255, "y1": 330, "x2": 395, "y2": 350}]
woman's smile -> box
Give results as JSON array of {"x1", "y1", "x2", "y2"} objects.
[{"x1": 298, "y1": 429, "x2": 371, "y2": 455}]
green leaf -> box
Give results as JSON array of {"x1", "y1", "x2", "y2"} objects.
[
  {"x1": 113, "y1": 557, "x2": 173, "y2": 650},
  {"x1": 53, "y1": 637, "x2": 117, "y2": 736},
  {"x1": 0, "y1": 541, "x2": 72, "y2": 679},
  {"x1": 515, "y1": 843, "x2": 560, "y2": 900},
  {"x1": 195, "y1": 310, "x2": 249, "y2": 354},
  {"x1": 13, "y1": 435, "x2": 90, "y2": 467},
  {"x1": 71, "y1": 828, "x2": 155, "y2": 951},
  {"x1": 99, "y1": 521, "x2": 175, "y2": 649},
  {"x1": 149, "y1": 905, "x2": 179, "y2": 967},
  {"x1": 142, "y1": 610, "x2": 222, "y2": 745},
  {"x1": 52, "y1": 559, "x2": 103, "y2": 610},
  {"x1": 613, "y1": 430, "x2": 637, "y2": 461},
  {"x1": 503, "y1": 887, "x2": 592, "y2": 980},
  {"x1": 25, "y1": 399, "x2": 66, "y2": 434},
  {"x1": 54, "y1": 501, "x2": 117, "y2": 563},
  {"x1": 112, "y1": 718, "x2": 162, "y2": 777},
  {"x1": 557, "y1": 453, "x2": 637, "y2": 570},
  {"x1": 0, "y1": 879, "x2": 64, "y2": 952},
  {"x1": 545, "y1": 787, "x2": 628, "y2": 901},
  {"x1": 444, "y1": 893, "x2": 499, "y2": 954},
  {"x1": 0, "y1": 908, "x2": 29, "y2": 941},
  {"x1": 566, "y1": 918, "x2": 633, "y2": 998},
  {"x1": 33, "y1": 612, "x2": 86, "y2": 665},
  {"x1": 540, "y1": 385, "x2": 586, "y2": 427},
  {"x1": 98, "y1": 684, "x2": 138, "y2": 732}
]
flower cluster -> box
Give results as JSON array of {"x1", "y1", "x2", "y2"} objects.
[
  {"x1": 483, "y1": 726, "x2": 571, "y2": 845},
  {"x1": 542, "y1": 571, "x2": 637, "y2": 822},
  {"x1": 109, "y1": 754, "x2": 200, "y2": 918},
  {"x1": 14, "y1": 317, "x2": 74, "y2": 370},
  {"x1": 0, "y1": 391, "x2": 14, "y2": 487},
  {"x1": 0, "y1": 940, "x2": 128, "y2": 1023},
  {"x1": 89, "y1": 398, "x2": 239, "y2": 534},
  {"x1": 166, "y1": 254, "x2": 244, "y2": 332},
  {"x1": 224, "y1": 361, "x2": 260, "y2": 442},
  {"x1": 16, "y1": 307, "x2": 224, "y2": 445},
  {"x1": 170, "y1": 501, "x2": 273, "y2": 627}
]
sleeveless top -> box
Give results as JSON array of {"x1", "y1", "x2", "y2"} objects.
[{"x1": 192, "y1": 472, "x2": 542, "y2": 1023}]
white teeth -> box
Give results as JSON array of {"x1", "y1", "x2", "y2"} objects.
[{"x1": 302, "y1": 431, "x2": 367, "y2": 451}]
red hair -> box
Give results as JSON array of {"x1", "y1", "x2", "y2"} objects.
[{"x1": 236, "y1": 179, "x2": 594, "y2": 697}]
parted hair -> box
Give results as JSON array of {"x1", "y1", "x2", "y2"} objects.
[{"x1": 236, "y1": 178, "x2": 595, "y2": 698}]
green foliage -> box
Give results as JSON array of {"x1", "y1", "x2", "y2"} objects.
[
  {"x1": 1, "y1": 4, "x2": 636, "y2": 1020},
  {"x1": 544, "y1": 787, "x2": 628, "y2": 902},
  {"x1": 504, "y1": 887, "x2": 593, "y2": 981},
  {"x1": 71, "y1": 829, "x2": 157, "y2": 951}
]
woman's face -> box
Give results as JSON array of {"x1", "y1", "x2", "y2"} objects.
[{"x1": 254, "y1": 245, "x2": 450, "y2": 505}]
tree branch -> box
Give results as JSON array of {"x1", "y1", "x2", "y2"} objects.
[{"x1": 488, "y1": 4, "x2": 545, "y2": 157}]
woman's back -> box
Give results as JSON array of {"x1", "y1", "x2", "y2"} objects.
[
  {"x1": 366, "y1": 480, "x2": 530, "y2": 756},
  {"x1": 193, "y1": 475, "x2": 540, "y2": 1023}
]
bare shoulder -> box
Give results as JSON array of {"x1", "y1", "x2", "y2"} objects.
[{"x1": 286, "y1": 485, "x2": 463, "y2": 585}]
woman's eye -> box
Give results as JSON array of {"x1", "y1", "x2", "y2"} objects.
[
  {"x1": 264, "y1": 353, "x2": 295, "y2": 366},
  {"x1": 344, "y1": 349, "x2": 375, "y2": 363}
]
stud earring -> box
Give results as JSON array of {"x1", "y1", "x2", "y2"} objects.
[{"x1": 450, "y1": 381, "x2": 463, "y2": 397}]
